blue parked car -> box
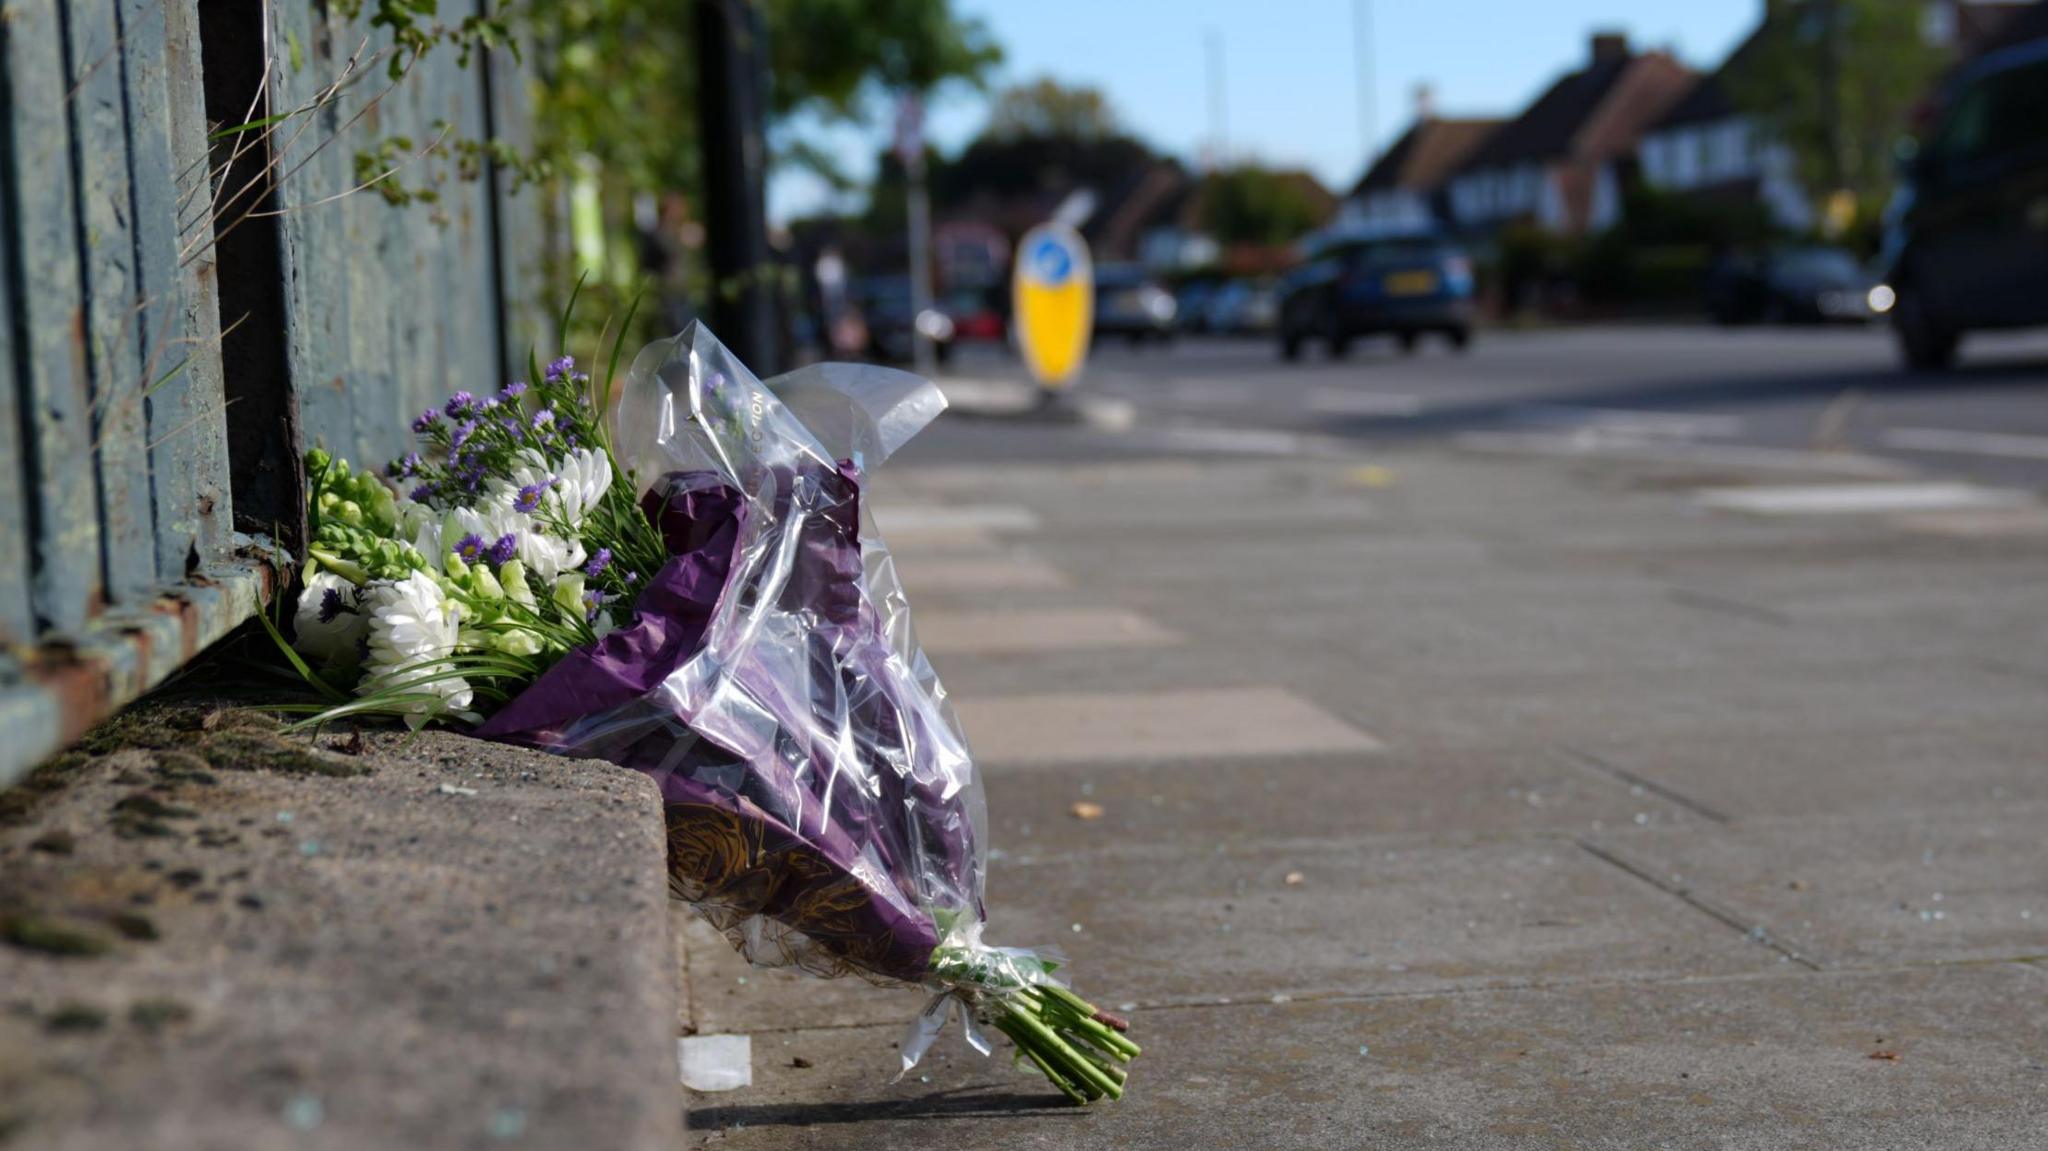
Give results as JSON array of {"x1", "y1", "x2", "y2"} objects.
[{"x1": 1278, "y1": 233, "x2": 1475, "y2": 360}]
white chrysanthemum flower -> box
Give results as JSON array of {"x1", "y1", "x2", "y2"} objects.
[
  {"x1": 517, "y1": 528, "x2": 584, "y2": 583},
  {"x1": 396, "y1": 498, "x2": 442, "y2": 570},
  {"x1": 502, "y1": 447, "x2": 610, "y2": 530},
  {"x1": 551, "y1": 447, "x2": 613, "y2": 526},
  {"x1": 292, "y1": 570, "x2": 368, "y2": 669},
  {"x1": 361, "y1": 572, "x2": 472, "y2": 716}
]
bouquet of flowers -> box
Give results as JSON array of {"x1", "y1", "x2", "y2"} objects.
[{"x1": 279, "y1": 322, "x2": 1140, "y2": 1104}]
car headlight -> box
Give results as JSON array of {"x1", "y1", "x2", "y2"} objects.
[
  {"x1": 915, "y1": 309, "x2": 955, "y2": 342},
  {"x1": 1866, "y1": 284, "x2": 1896, "y2": 314},
  {"x1": 1145, "y1": 290, "x2": 1176, "y2": 322}
]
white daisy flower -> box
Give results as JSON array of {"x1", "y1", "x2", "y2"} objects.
[
  {"x1": 361, "y1": 572, "x2": 472, "y2": 717},
  {"x1": 292, "y1": 570, "x2": 368, "y2": 669}
]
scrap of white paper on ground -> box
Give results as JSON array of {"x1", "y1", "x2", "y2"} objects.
[{"x1": 679, "y1": 1034, "x2": 753, "y2": 1091}]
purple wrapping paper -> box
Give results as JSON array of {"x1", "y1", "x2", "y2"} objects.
[{"x1": 476, "y1": 327, "x2": 982, "y2": 985}]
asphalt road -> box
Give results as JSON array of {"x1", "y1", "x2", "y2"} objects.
[{"x1": 916, "y1": 324, "x2": 2048, "y2": 490}]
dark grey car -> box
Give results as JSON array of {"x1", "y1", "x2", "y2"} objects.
[{"x1": 1884, "y1": 39, "x2": 2048, "y2": 369}]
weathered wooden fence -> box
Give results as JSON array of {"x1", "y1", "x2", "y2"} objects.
[{"x1": 0, "y1": 0, "x2": 543, "y2": 786}]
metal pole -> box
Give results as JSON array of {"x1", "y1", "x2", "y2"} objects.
[
  {"x1": 1206, "y1": 29, "x2": 1227, "y2": 168},
  {"x1": 906, "y1": 144, "x2": 938, "y2": 376},
  {"x1": 1353, "y1": 0, "x2": 1375, "y2": 161},
  {"x1": 695, "y1": 0, "x2": 778, "y2": 372}
]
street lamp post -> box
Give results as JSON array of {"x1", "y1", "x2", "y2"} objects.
[{"x1": 695, "y1": 0, "x2": 779, "y2": 372}]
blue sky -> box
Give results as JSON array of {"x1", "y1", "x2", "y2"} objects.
[{"x1": 768, "y1": 0, "x2": 1757, "y2": 223}]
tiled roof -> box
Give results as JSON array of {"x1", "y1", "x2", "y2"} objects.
[
  {"x1": 1351, "y1": 117, "x2": 1503, "y2": 197},
  {"x1": 1457, "y1": 54, "x2": 1634, "y2": 170}
]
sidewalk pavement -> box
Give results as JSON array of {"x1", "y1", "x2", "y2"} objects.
[{"x1": 681, "y1": 437, "x2": 2048, "y2": 1148}]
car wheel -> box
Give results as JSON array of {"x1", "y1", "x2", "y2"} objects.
[
  {"x1": 1279, "y1": 329, "x2": 1302, "y2": 361},
  {"x1": 1447, "y1": 326, "x2": 1472, "y2": 352},
  {"x1": 1322, "y1": 306, "x2": 1350, "y2": 359},
  {"x1": 1396, "y1": 330, "x2": 1419, "y2": 354},
  {"x1": 1893, "y1": 284, "x2": 1958, "y2": 371}
]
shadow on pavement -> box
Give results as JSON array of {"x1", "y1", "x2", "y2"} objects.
[
  {"x1": 689, "y1": 1088, "x2": 1084, "y2": 1129},
  {"x1": 1324, "y1": 353, "x2": 2048, "y2": 441}
]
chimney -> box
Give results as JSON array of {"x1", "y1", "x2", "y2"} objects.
[
  {"x1": 1590, "y1": 31, "x2": 1629, "y2": 64},
  {"x1": 1413, "y1": 83, "x2": 1437, "y2": 121}
]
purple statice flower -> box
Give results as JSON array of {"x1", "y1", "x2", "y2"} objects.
[
  {"x1": 584, "y1": 547, "x2": 612, "y2": 578},
  {"x1": 500, "y1": 380, "x2": 527, "y2": 400},
  {"x1": 444, "y1": 390, "x2": 480, "y2": 418},
  {"x1": 409, "y1": 483, "x2": 433, "y2": 503},
  {"x1": 500, "y1": 417, "x2": 522, "y2": 435},
  {"x1": 412, "y1": 408, "x2": 440, "y2": 433},
  {"x1": 545, "y1": 355, "x2": 574, "y2": 383},
  {"x1": 388, "y1": 451, "x2": 422, "y2": 479},
  {"x1": 318, "y1": 587, "x2": 346, "y2": 624},
  {"x1": 582, "y1": 588, "x2": 604, "y2": 622},
  {"x1": 449, "y1": 418, "x2": 480, "y2": 449},
  {"x1": 624, "y1": 570, "x2": 639, "y2": 585},
  {"x1": 531, "y1": 407, "x2": 556, "y2": 431},
  {"x1": 489, "y1": 533, "x2": 519, "y2": 566},
  {"x1": 454, "y1": 533, "x2": 486, "y2": 564},
  {"x1": 513, "y1": 482, "x2": 547, "y2": 515}
]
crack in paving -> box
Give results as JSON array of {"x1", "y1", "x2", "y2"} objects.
[
  {"x1": 1575, "y1": 838, "x2": 1822, "y2": 970},
  {"x1": 1557, "y1": 745, "x2": 1734, "y2": 825}
]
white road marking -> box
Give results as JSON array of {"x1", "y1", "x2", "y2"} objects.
[
  {"x1": 914, "y1": 607, "x2": 1180, "y2": 654},
  {"x1": 1457, "y1": 431, "x2": 1915, "y2": 477},
  {"x1": 1882, "y1": 426, "x2": 2048, "y2": 460},
  {"x1": 1513, "y1": 405, "x2": 1743, "y2": 438},
  {"x1": 1306, "y1": 389, "x2": 1427, "y2": 416},
  {"x1": 957, "y1": 686, "x2": 1383, "y2": 766},
  {"x1": 1694, "y1": 482, "x2": 2035, "y2": 515}
]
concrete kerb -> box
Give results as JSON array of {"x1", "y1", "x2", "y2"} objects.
[{"x1": 0, "y1": 706, "x2": 686, "y2": 1150}]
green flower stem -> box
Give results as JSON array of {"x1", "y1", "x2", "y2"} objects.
[
  {"x1": 999, "y1": 999, "x2": 1123, "y2": 1101},
  {"x1": 1017, "y1": 1043, "x2": 1091, "y2": 1105}
]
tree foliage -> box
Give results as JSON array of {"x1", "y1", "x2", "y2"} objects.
[
  {"x1": 766, "y1": 0, "x2": 1002, "y2": 118},
  {"x1": 1729, "y1": 0, "x2": 1946, "y2": 216},
  {"x1": 982, "y1": 77, "x2": 1120, "y2": 142},
  {"x1": 1197, "y1": 166, "x2": 1330, "y2": 245}
]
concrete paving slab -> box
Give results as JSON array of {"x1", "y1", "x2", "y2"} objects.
[
  {"x1": 873, "y1": 504, "x2": 1041, "y2": 535},
  {"x1": 688, "y1": 965, "x2": 2048, "y2": 1149},
  {"x1": 891, "y1": 554, "x2": 1071, "y2": 594},
  {"x1": 1575, "y1": 725, "x2": 2048, "y2": 819},
  {"x1": 686, "y1": 830, "x2": 1775, "y2": 1035},
  {"x1": 0, "y1": 717, "x2": 682, "y2": 1151},
  {"x1": 955, "y1": 686, "x2": 1383, "y2": 766},
  {"x1": 912, "y1": 607, "x2": 1180, "y2": 655},
  {"x1": 1594, "y1": 803, "x2": 2048, "y2": 969},
  {"x1": 977, "y1": 746, "x2": 1698, "y2": 859},
  {"x1": 682, "y1": 748, "x2": 1706, "y2": 1037}
]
